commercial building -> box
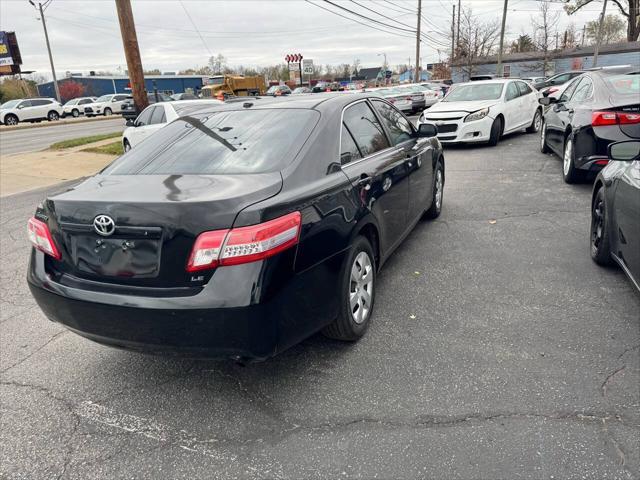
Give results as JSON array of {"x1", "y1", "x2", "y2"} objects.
[
  {"x1": 451, "y1": 41, "x2": 640, "y2": 82},
  {"x1": 37, "y1": 74, "x2": 206, "y2": 98}
]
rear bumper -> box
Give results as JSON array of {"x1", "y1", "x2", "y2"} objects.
[{"x1": 27, "y1": 248, "x2": 345, "y2": 359}]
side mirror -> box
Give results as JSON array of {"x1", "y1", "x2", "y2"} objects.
[
  {"x1": 417, "y1": 122, "x2": 437, "y2": 138},
  {"x1": 608, "y1": 141, "x2": 640, "y2": 161},
  {"x1": 126, "y1": 119, "x2": 136, "y2": 127},
  {"x1": 538, "y1": 97, "x2": 557, "y2": 106},
  {"x1": 17, "y1": 105, "x2": 24, "y2": 109}
]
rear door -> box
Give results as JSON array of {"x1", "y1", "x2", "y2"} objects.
[
  {"x1": 503, "y1": 82, "x2": 521, "y2": 131},
  {"x1": 340, "y1": 99, "x2": 410, "y2": 254},
  {"x1": 371, "y1": 99, "x2": 432, "y2": 223},
  {"x1": 545, "y1": 77, "x2": 581, "y2": 153},
  {"x1": 32, "y1": 99, "x2": 52, "y2": 119},
  {"x1": 516, "y1": 81, "x2": 538, "y2": 127}
]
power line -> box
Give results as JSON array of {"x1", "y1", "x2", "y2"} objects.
[
  {"x1": 382, "y1": 0, "x2": 416, "y2": 13},
  {"x1": 322, "y1": 0, "x2": 417, "y2": 33},
  {"x1": 178, "y1": 0, "x2": 213, "y2": 57},
  {"x1": 305, "y1": 0, "x2": 417, "y2": 38},
  {"x1": 349, "y1": 0, "x2": 417, "y2": 30}
]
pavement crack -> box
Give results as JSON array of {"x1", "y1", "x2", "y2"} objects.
[
  {"x1": 618, "y1": 344, "x2": 640, "y2": 360},
  {"x1": 601, "y1": 365, "x2": 626, "y2": 398},
  {"x1": 0, "y1": 329, "x2": 68, "y2": 374}
]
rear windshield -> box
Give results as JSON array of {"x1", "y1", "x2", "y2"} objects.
[
  {"x1": 604, "y1": 73, "x2": 640, "y2": 96},
  {"x1": 444, "y1": 83, "x2": 504, "y2": 101},
  {"x1": 104, "y1": 109, "x2": 319, "y2": 175}
]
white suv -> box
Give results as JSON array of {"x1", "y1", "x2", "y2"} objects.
[
  {"x1": 83, "y1": 94, "x2": 131, "y2": 117},
  {"x1": 62, "y1": 97, "x2": 97, "y2": 118},
  {"x1": 0, "y1": 98, "x2": 63, "y2": 126}
]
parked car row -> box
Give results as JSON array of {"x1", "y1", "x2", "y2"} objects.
[{"x1": 0, "y1": 98, "x2": 63, "y2": 125}]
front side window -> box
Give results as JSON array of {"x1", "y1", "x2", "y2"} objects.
[
  {"x1": 559, "y1": 78, "x2": 581, "y2": 102},
  {"x1": 516, "y1": 81, "x2": 532, "y2": 96},
  {"x1": 149, "y1": 105, "x2": 166, "y2": 125},
  {"x1": 342, "y1": 101, "x2": 390, "y2": 157},
  {"x1": 18, "y1": 100, "x2": 32, "y2": 108},
  {"x1": 505, "y1": 82, "x2": 520, "y2": 101},
  {"x1": 340, "y1": 124, "x2": 362, "y2": 165},
  {"x1": 135, "y1": 106, "x2": 155, "y2": 126},
  {"x1": 104, "y1": 109, "x2": 319, "y2": 175},
  {"x1": 64, "y1": 99, "x2": 79, "y2": 106},
  {"x1": 96, "y1": 95, "x2": 113, "y2": 102},
  {"x1": 371, "y1": 100, "x2": 413, "y2": 145}
]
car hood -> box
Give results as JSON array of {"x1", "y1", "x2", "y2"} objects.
[{"x1": 428, "y1": 99, "x2": 499, "y2": 113}]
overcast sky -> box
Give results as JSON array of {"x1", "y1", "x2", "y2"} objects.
[{"x1": 0, "y1": 0, "x2": 607, "y2": 79}]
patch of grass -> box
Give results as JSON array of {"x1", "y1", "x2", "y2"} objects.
[
  {"x1": 50, "y1": 132, "x2": 122, "y2": 150},
  {"x1": 82, "y1": 141, "x2": 123, "y2": 156}
]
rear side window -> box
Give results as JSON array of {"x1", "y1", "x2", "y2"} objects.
[
  {"x1": 135, "y1": 106, "x2": 154, "y2": 126},
  {"x1": 340, "y1": 124, "x2": 362, "y2": 165},
  {"x1": 516, "y1": 81, "x2": 532, "y2": 96},
  {"x1": 371, "y1": 100, "x2": 413, "y2": 145},
  {"x1": 79, "y1": 99, "x2": 92, "y2": 105},
  {"x1": 505, "y1": 82, "x2": 520, "y2": 101},
  {"x1": 343, "y1": 101, "x2": 390, "y2": 157},
  {"x1": 105, "y1": 109, "x2": 319, "y2": 175},
  {"x1": 114, "y1": 95, "x2": 128, "y2": 101},
  {"x1": 32, "y1": 99, "x2": 51, "y2": 106}
]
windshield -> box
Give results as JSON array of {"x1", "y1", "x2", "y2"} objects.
[
  {"x1": 64, "y1": 99, "x2": 78, "y2": 106},
  {"x1": 1, "y1": 100, "x2": 20, "y2": 109},
  {"x1": 103, "y1": 109, "x2": 320, "y2": 175},
  {"x1": 96, "y1": 95, "x2": 112, "y2": 102},
  {"x1": 208, "y1": 77, "x2": 224, "y2": 85},
  {"x1": 604, "y1": 73, "x2": 640, "y2": 96},
  {"x1": 444, "y1": 83, "x2": 504, "y2": 101}
]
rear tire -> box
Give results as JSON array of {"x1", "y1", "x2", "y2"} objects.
[
  {"x1": 424, "y1": 160, "x2": 444, "y2": 219},
  {"x1": 47, "y1": 111, "x2": 60, "y2": 121},
  {"x1": 104, "y1": 108, "x2": 112, "y2": 116},
  {"x1": 590, "y1": 186, "x2": 613, "y2": 266},
  {"x1": 562, "y1": 134, "x2": 584, "y2": 184},
  {"x1": 123, "y1": 139, "x2": 131, "y2": 152},
  {"x1": 72, "y1": 109, "x2": 80, "y2": 118},
  {"x1": 322, "y1": 236, "x2": 376, "y2": 341},
  {"x1": 488, "y1": 116, "x2": 502, "y2": 146},
  {"x1": 527, "y1": 108, "x2": 542, "y2": 133}
]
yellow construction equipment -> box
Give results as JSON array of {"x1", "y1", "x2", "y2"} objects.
[{"x1": 201, "y1": 75, "x2": 266, "y2": 99}]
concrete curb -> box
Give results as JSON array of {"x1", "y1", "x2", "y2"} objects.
[{"x1": 0, "y1": 115, "x2": 123, "y2": 133}]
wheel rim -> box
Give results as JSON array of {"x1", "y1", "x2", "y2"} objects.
[
  {"x1": 124, "y1": 141, "x2": 130, "y2": 152},
  {"x1": 540, "y1": 123, "x2": 546, "y2": 149},
  {"x1": 49, "y1": 113, "x2": 58, "y2": 120},
  {"x1": 6, "y1": 117, "x2": 17, "y2": 125},
  {"x1": 534, "y1": 111, "x2": 542, "y2": 132},
  {"x1": 105, "y1": 109, "x2": 112, "y2": 116},
  {"x1": 73, "y1": 110, "x2": 79, "y2": 117},
  {"x1": 563, "y1": 138, "x2": 573, "y2": 175},
  {"x1": 349, "y1": 251, "x2": 373, "y2": 325},
  {"x1": 591, "y1": 194, "x2": 605, "y2": 253},
  {"x1": 434, "y1": 168, "x2": 443, "y2": 210}
]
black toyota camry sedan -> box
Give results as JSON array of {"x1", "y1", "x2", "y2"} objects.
[
  {"x1": 590, "y1": 140, "x2": 640, "y2": 292},
  {"x1": 27, "y1": 94, "x2": 445, "y2": 361},
  {"x1": 539, "y1": 67, "x2": 640, "y2": 183}
]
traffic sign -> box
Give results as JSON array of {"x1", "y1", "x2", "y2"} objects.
[{"x1": 302, "y1": 59, "x2": 313, "y2": 75}]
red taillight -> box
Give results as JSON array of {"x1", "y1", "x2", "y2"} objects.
[
  {"x1": 595, "y1": 160, "x2": 609, "y2": 166},
  {"x1": 186, "y1": 212, "x2": 301, "y2": 271},
  {"x1": 27, "y1": 217, "x2": 61, "y2": 260},
  {"x1": 186, "y1": 229, "x2": 229, "y2": 272},
  {"x1": 592, "y1": 111, "x2": 640, "y2": 126},
  {"x1": 546, "y1": 87, "x2": 558, "y2": 95}
]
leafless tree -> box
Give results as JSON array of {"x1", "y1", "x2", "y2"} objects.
[
  {"x1": 455, "y1": 7, "x2": 501, "y2": 80},
  {"x1": 531, "y1": 0, "x2": 560, "y2": 76},
  {"x1": 566, "y1": 0, "x2": 639, "y2": 41}
]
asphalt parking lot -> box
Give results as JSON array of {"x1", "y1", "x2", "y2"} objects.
[{"x1": 1, "y1": 129, "x2": 638, "y2": 479}]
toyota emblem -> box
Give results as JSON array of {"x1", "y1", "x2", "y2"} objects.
[{"x1": 93, "y1": 215, "x2": 115, "y2": 236}]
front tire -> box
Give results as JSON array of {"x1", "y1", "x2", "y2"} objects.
[
  {"x1": 72, "y1": 109, "x2": 80, "y2": 118},
  {"x1": 47, "y1": 111, "x2": 60, "y2": 121},
  {"x1": 424, "y1": 160, "x2": 444, "y2": 219},
  {"x1": 562, "y1": 134, "x2": 584, "y2": 184},
  {"x1": 488, "y1": 116, "x2": 502, "y2": 146},
  {"x1": 3, "y1": 114, "x2": 18, "y2": 126},
  {"x1": 123, "y1": 139, "x2": 131, "y2": 152},
  {"x1": 322, "y1": 236, "x2": 376, "y2": 341},
  {"x1": 591, "y1": 186, "x2": 612, "y2": 266},
  {"x1": 104, "y1": 108, "x2": 113, "y2": 116},
  {"x1": 527, "y1": 109, "x2": 542, "y2": 133}
]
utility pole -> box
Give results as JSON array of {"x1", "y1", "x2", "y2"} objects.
[
  {"x1": 115, "y1": 0, "x2": 148, "y2": 114},
  {"x1": 456, "y1": 0, "x2": 461, "y2": 57},
  {"x1": 581, "y1": 25, "x2": 586, "y2": 46},
  {"x1": 415, "y1": 0, "x2": 422, "y2": 83},
  {"x1": 451, "y1": 6, "x2": 456, "y2": 64},
  {"x1": 496, "y1": 0, "x2": 508, "y2": 76},
  {"x1": 592, "y1": 0, "x2": 608, "y2": 67},
  {"x1": 29, "y1": 1, "x2": 60, "y2": 102}
]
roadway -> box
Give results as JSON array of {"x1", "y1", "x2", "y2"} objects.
[{"x1": 0, "y1": 117, "x2": 126, "y2": 155}]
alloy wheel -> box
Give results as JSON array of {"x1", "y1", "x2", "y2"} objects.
[
  {"x1": 534, "y1": 111, "x2": 542, "y2": 132},
  {"x1": 349, "y1": 251, "x2": 374, "y2": 325},
  {"x1": 434, "y1": 168, "x2": 443, "y2": 210},
  {"x1": 540, "y1": 124, "x2": 546, "y2": 150},
  {"x1": 5, "y1": 116, "x2": 17, "y2": 126},
  {"x1": 48, "y1": 112, "x2": 59, "y2": 121},
  {"x1": 591, "y1": 197, "x2": 605, "y2": 254},
  {"x1": 563, "y1": 138, "x2": 573, "y2": 175}
]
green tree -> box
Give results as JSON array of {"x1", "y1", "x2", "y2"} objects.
[
  {"x1": 510, "y1": 34, "x2": 537, "y2": 53},
  {"x1": 565, "y1": 0, "x2": 639, "y2": 41},
  {"x1": 585, "y1": 14, "x2": 627, "y2": 44},
  {"x1": 0, "y1": 78, "x2": 36, "y2": 103}
]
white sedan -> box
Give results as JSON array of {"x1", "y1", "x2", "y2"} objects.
[
  {"x1": 122, "y1": 99, "x2": 223, "y2": 151},
  {"x1": 416, "y1": 79, "x2": 542, "y2": 146}
]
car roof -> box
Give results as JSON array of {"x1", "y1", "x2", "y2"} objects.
[{"x1": 457, "y1": 78, "x2": 514, "y2": 85}]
